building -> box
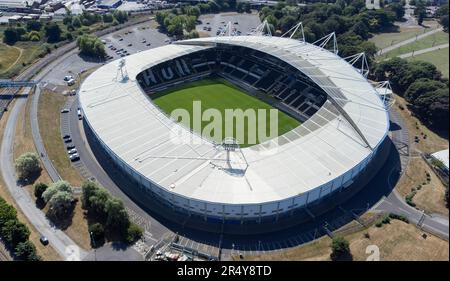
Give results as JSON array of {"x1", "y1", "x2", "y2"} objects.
[
  {"x1": 97, "y1": 0, "x2": 122, "y2": 9},
  {"x1": 78, "y1": 35, "x2": 390, "y2": 229}
]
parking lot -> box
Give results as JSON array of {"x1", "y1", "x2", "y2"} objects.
[
  {"x1": 196, "y1": 12, "x2": 261, "y2": 37},
  {"x1": 104, "y1": 22, "x2": 170, "y2": 59}
]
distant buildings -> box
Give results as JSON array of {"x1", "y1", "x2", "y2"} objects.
[{"x1": 97, "y1": 0, "x2": 122, "y2": 9}]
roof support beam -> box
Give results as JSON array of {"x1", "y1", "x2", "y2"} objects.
[{"x1": 281, "y1": 21, "x2": 305, "y2": 42}]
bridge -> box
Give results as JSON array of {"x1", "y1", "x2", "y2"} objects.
[{"x1": 0, "y1": 79, "x2": 37, "y2": 88}]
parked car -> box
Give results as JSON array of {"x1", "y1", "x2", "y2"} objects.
[
  {"x1": 69, "y1": 153, "x2": 80, "y2": 161},
  {"x1": 63, "y1": 75, "x2": 73, "y2": 81},
  {"x1": 119, "y1": 38, "x2": 123, "y2": 41},
  {"x1": 40, "y1": 236, "x2": 49, "y2": 246},
  {"x1": 64, "y1": 138, "x2": 72, "y2": 143},
  {"x1": 61, "y1": 108, "x2": 70, "y2": 113},
  {"x1": 67, "y1": 79, "x2": 75, "y2": 86},
  {"x1": 66, "y1": 144, "x2": 76, "y2": 150},
  {"x1": 62, "y1": 134, "x2": 71, "y2": 139},
  {"x1": 127, "y1": 43, "x2": 132, "y2": 47},
  {"x1": 69, "y1": 89, "x2": 76, "y2": 96},
  {"x1": 68, "y1": 148, "x2": 78, "y2": 154}
]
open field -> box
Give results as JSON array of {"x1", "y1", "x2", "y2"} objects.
[
  {"x1": 153, "y1": 78, "x2": 300, "y2": 147},
  {"x1": 379, "y1": 31, "x2": 449, "y2": 59},
  {"x1": 406, "y1": 47, "x2": 449, "y2": 78},
  {"x1": 38, "y1": 90, "x2": 84, "y2": 186},
  {"x1": 370, "y1": 20, "x2": 440, "y2": 49},
  {"x1": 0, "y1": 42, "x2": 47, "y2": 79},
  {"x1": 243, "y1": 217, "x2": 449, "y2": 261}
]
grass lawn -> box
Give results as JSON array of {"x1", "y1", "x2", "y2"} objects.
[
  {"x1": 379, "y1": 31, "x2": 449, "y2": 59},
  {"x1": 152, "y1": 78, "x2": 300, "y2": 147},
  {"x1": 0, "y1": 43, "x2": 21, "y2": 74},
  {"x1": 370, "y1": 20, "x2": 441, "y2": 49},
  {"x1": 0, "y1": 42, "x2": 46, "y2": 79},
  {"x1": 406, "y1": 47, "x2": 449, "y2": 78}
]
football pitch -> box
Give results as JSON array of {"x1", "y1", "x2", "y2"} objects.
[{"x1": 152, "y1": 78, "x2": 300, "y2": 147}]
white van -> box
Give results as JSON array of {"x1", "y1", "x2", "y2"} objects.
[{"x1": 67, "y1": 79, "x2": 75, "y2": 86}]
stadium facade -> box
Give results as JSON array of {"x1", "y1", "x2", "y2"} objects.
[{"x1": 78, "y1": 35, "x2": 390, "y2": 225}]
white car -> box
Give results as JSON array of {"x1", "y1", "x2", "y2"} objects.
[
  {"x1": 69, "y1": 153, "x2": 80, "y2": 161},
  {"x1": 64, "y1": 75, "x2": 73, "y2": 81},
  {"x1": 67, "y1": 79, "x2": 75, "y2": 86},
  {"x1": 68, "y1": 148, "x2": 78, "y2": 154},
  {"x1": 77, "y1": 109, "x2": 82, "y2": 119}
]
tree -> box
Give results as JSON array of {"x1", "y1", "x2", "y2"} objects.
[
  {"x1": 126, "y1": 223, "x2": 143, "y2": 244},
  {"x1": 45, "y1": 22, "x2": 62, "y2": 43},
  {"x1": 105, "y1": 198, "x2": 130, "y2": 231},
  {"x1": 15, "y1": 152, "x2": 41, "y2": 180},
  {"x1": 27, "y1": 31, "x2": 41, "y2": 41},
  {"x1": 411, "y1": 88, "x2": 449, "y2": 130},
  {"x1": 405, "y1": 79, "x2": 447, "y2": 103},
  {"x1": 0, "y1": 198, "x2": 17, "y2": 227},
  {"x1": 3, "y1": 27, "x2": 19, "y2": 44},
  {"x1": 351, "y1": 21, "x2": 369, "y2": 40},
  {"x1": 72, "y1": 17, "x2": 82, "y2": 28},
  {"x1": 89, "y1": 223, "x2": 104, "y2": 247},
  {"x1": 388, "y1": 3, "x2": 405, "y2": 21},
  {"x1": 15, "y1": 241, "x2": 40, "y2": 261},
  {"x1": 34, "y1": 182, "x2": 48, "y2": 200},
  {"x1": 76, "y1": 35, "x2": 106, "y2": 58},
  {"x1": 330, "y1": 236, "x2": 352, "y2": 261},
  {"x1": 26, "y1": 20, "x2": 42, "y2": 32},
  {"x1": 47, "y1": 191, "x2": 75, "y2": 219},
  {"x1": 42, "y1": 180, "x2": 72, "y2": 203},
  {"x1": 440, "y1": 15, "x2": 449, "y2": 32},
  {"x1": 415, "y1": 0, "x2": 426, "y2": 26},
  {"x1": 113, "y1": 10, "x2": 128, "y2": 24},
  {"x1": 1, "y1": 220, "x2": 30, "y2": 247}
]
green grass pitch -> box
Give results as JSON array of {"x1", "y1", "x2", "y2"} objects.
[{"x1": 152, "y1": 78, "x2": 300, "y2": 147}]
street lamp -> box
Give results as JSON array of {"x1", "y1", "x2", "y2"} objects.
[{"x1": 89, "y1": 231, "x2": 97, "y2": 261}]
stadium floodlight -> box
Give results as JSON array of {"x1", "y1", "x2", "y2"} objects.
[
  {"x1": 313, "y1": 32, "x2": 338, "y2": 55},
  {"x1": 344, "y1": 52, "x2": 370, "y2": 78},
  {"x1": 281, "y1": 22, "x2": 305, "y2": 43},
  {"x1": 116, "y1": 59, "x2": 129, "y2": 82},
  {"x1": 251, "y1": 20, "x2": 272, "y2": 37},
  {"x1": 373, "y1": 81, "x2": 395, "y2": 109}
]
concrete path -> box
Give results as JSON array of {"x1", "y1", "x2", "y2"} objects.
[
  {"x1": 397, "y1": 43, "x2": 449, "y2": 58},
  {"x1": 377, "y1": 27, "x2": 443, "y2": 56}
]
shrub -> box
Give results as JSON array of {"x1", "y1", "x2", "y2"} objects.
[
  {"x1": 388, "y1": 213, "x2": 409, "y2": 223},
  {"x1": 330, "y1": 236, "x2": 352, "y2": 261},
  {"x1": 34, "y1": 182, "x2": 48, "y2": 200},
  {"x1": 125, "y1": 223, "x2": 143, "y2": 244}
]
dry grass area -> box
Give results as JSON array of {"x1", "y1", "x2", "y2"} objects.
[
  {"x1": 38, "y1": 90, "x2": 83, "y2": 186},
  {"x1": 392, "y1": 95, "x2": 448, "y2": 215},
  {"x1": 243, "y1": 218, "x2": 449, "y2": 261},
  {"x1": 0, "y1": 99, "x2": 61, "y2": 261},
  {"x1": 394, "y1": 95, "x2": 448, "y2": 154}
]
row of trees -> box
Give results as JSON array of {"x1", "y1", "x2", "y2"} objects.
[
  {"x1": 63, "y1": 10, "x2": 128, "y2": 30},
  {"x1": 156, "y1": 11, "x2": 199, "y2": 39},
  {"x1": 81, "y1": 181, "x2": 142, "y2": 246},
  {"x1": 0, "y1": 197, "x2": 40, "y2": 260},
  {"x1": 373, "y1": 58, "x2": 449, "y2": 130},
  {"x1": 3, "y1": 22, "x2": 62, "y2": 45},
  {"x1": 76, "y1": 35, "x2": 106, "y2": 59},
  {"x1": 257, "y1": 0, "x2": 397, "y2": 63}
]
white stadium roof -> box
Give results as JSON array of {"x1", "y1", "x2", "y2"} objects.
[{"x1": 79, "y1": 36, "x2": 389, "y2": 205}]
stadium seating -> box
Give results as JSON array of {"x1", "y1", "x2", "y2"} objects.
[{"x1": 137, "y1": 45, "x2": 328, "y2": 120}]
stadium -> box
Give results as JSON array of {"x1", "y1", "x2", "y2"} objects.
[{"x1": 78, "y1": 32, "x2": 391, "y2": 229}]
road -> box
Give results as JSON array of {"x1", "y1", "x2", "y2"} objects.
[
  {"x1": 397, "y1": 43, "x2": 449, "y2": 58},
  {"x1": 377, "y1": 27, "x2": 443, "y2": 56}
]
